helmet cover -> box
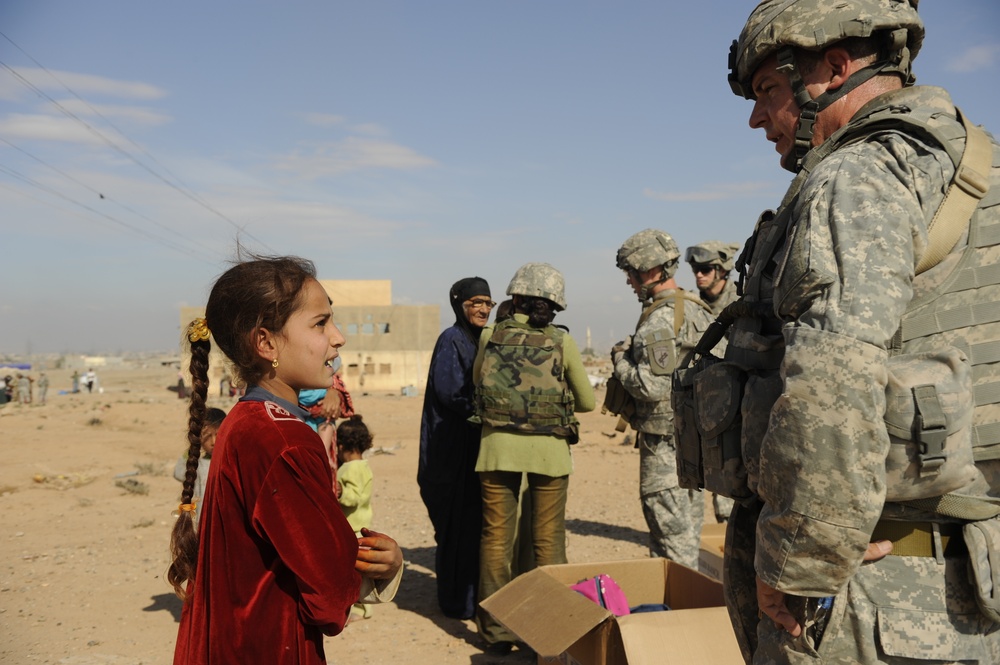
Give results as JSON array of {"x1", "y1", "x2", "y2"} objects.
[{"x1": 506, "y1": 262, "x2": 567, "y2": 310}]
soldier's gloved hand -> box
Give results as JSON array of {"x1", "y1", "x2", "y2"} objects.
[{"x1": 611, "y1": 338, "x2": 630, "y2": 365}]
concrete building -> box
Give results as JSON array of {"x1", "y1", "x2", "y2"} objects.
[{"x1": 179, "y1": 280, "x2": 439, "y2": 396}]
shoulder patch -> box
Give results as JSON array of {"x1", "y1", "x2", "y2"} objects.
[
  {"x1": 645, "y1": 333, "x2": 677, "y2": 376},
  {"x1": 263, "y1": 401, "x2": 302, "y2": 422}
]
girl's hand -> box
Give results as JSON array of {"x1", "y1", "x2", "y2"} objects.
[{"x1": 355, "y1": 528, "x2": 403, "y2": 580}]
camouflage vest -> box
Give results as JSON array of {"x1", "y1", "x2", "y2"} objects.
[
  {"x1": 725, "y1": 91, "x2": 1000, "y2": 513},
  {"x1": 475, "y1": 319, "x2": 580, "y2": 443},
  {"x1": 887, "y1": 111, "x2": 1000, "y2": 518}
]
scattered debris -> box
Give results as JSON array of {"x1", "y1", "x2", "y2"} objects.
[
  {"x1": 31, "y1": 473, "x2": 96, "y2": 490},
  {"x1": 133, "y1": 462, "x2": 164, "y2": 477},
  {"x1": 115, "y1": 478, "x2": 149, "y2": 495}
]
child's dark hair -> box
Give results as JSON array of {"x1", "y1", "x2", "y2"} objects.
[
  {"x1": 513, "y1": 295, "x2": 558, "y2": 328},
  {"x1": 337, "y1": 414, "x2": 374, "y2": 455},
  {"x1": 168, "y1": 255, "x2": 317, "y2": 600}
]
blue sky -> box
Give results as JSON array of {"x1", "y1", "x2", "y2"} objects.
[{"x1": 1, "y1": 1, "x2": 998, "y2": 355}]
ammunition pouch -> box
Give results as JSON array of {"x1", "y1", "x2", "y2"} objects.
[
  {"x1": 694, "y1": 361, "x2": 752, "y2": 500},
  {"x1": 884, "y1": 347, "x2": 977, "y2": 502},
  {"x1": 602, "y1": 375, "x2": 636, "y2": 424},
  {"x1": 964, "y1": 518, "x2": 1000, "y2": 623},
  {"x1": 672, "y1": 355, "x2": 713, "y2": 491},
  {"x1": 673, "y1": 354, "x2": 752, "y2": 499}
]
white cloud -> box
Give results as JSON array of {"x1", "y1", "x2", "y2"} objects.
[
  {"x1": 224, "y1": 196, "x2": 404, "y2": 237},
  {"x1": 0, "y1": 113, "x2": 105, "y2": 144},
  {"x1": 8, "y1": 66, "x2": 166, "y2": 100},
  {"x1": 43, "y1": 99, "x2": 172, "y2": 126},
  {"x1": 946, "y1": 44, "x2": 1000, "y2": 73},
  {"x1": 274, "y1": 137, "x2": 436, "y2": 179},
  {"x1": 643, "y1": 181, "x2": 774, "y2": 202}
]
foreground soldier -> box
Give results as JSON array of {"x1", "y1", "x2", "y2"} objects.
[
  {"x1": 611, "y1": 230, "x2": 713, "y2": 566},
  {"x1": 685, "y1": 241, "x2": 741, "y2": 316},
  {"x1": 715, "y1": 1, "x2": 1000, "y2": 663}
]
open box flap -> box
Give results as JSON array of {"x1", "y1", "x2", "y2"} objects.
[
  {"x1": 617, "y1": 606, "x2": 743, "y2": 664},
  {"x1": 479, "y1": 567, "x2": 612, "y2": 657}
]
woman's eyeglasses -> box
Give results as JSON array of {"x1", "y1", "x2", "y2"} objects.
[{"x1": 465, "y1": 299, "x2": 497, "y2": 310}]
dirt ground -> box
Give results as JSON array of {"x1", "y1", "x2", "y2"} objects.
[{"x1": 0, "y1": 362, "x2": 716, "y2": 664}]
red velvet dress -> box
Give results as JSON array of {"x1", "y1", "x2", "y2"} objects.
[{"x1": 173, "y1": 398, "x2": 361, "y2": 665}]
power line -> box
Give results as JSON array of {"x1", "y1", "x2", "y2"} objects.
[
  {"x1": 0, "y1": 136, "x2": 218, "y2": 257},
  {"x1": 0, "y1": 31, "x2": 276, "y2": 253},
  {"x1": 0, "y1": 163, "x2": 219, "y2": 263}
]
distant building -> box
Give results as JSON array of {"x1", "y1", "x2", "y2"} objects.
[{"x1": 179, "y1": 280, "x2": 439, "y2": 396}]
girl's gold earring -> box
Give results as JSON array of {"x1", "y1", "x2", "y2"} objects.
[{"x1": 272, "y1": 359, "x2": 279, "y2": 369}]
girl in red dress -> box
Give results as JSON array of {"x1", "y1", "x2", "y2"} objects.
[{"x1": 169, "y1": 256, "x2": 402, "y2": 665}]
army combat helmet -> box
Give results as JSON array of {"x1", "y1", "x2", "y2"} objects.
[
  {"x1": 729, "y1": 0, "x2": 924, "y2": 170},
  {"x1": 506, "y1": 262, "x2": 567, "y2": 310},
  {"x1": 686, "y1": 241, "x2": 741, "y2": 274},
  {"x1": 616, "y1": 229, "x2": 680, "y2": 302}
]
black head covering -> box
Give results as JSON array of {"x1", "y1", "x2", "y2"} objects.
[{"x1": 449, "y1": 276, "x2": 491, "y2": 343}]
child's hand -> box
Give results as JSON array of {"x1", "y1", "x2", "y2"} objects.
[
  {"x1": 319, "y1": 388, "x2": 344, "y2": 420},
  {"x1": 355, "y1": 528, "x2": 403, "y2": 580}
]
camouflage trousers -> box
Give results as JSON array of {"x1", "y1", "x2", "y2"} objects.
[
  {"x1": 725, "y1": 500, "x2": 1000, "y2": 664},
  {"x1": 638, "y1": 432, "x2": 704, "y2": 567}
]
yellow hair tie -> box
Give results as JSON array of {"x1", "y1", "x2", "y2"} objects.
[
  {"x1": 187, "y1": 318, "x2": 210, "y2": 343},
  {"x1": 173, "y1": 501, "x2": 197, "y2": 517}
]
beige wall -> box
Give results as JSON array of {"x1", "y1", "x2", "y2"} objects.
[{"x1": 319, "y1": 280, "x2": 391, "y2": 307}]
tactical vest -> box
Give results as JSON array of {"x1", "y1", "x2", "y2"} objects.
[
  {"x1": 475, "y1": 319, "x2": 580, "y2": 443},
  {"x1": 632, "y1": 289, "x2": 713, "y2": 435},
  {"x1": 704, "y1": 90, "x2": 1000, "y2": 510}
]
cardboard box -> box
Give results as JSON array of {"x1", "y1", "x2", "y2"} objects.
[
  {"x1": 698, "y1": 522, "x2": 727, "y2": 583},
  {"x1": 480, "y1": 558, "x2": 742, "y2": 665}
]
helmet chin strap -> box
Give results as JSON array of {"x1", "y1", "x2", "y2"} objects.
[
  {"x1": 777, "y1": 40, "x2": 907, "y2": 171},
  {"x1": 637, "y1": 263, "x2": 672, "y2": 303}
]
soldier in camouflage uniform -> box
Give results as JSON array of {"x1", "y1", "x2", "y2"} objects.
[
  {"x1": 686, "y1": 240, "x2": 741, "y2": 523},
  {"x1": 612, "y1": 229, "x2": 714, "y2": 567},
  {"x1": 717, "y1": 1, "x2": 1000, "y2": 663},
  {"x1": 686, "y1": 241, "x2": 741, "y2": 317}
]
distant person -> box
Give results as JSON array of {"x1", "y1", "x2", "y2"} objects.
[
  {"x1": 684, "y1": 240, "x2": 740, "y2": 524},
  {"x1": 169, "y1": 255, "x2": 403, "y2": 664},
  {"x1": 16, "y1": 374, "x2": 31, "y2": 405},
  {"x1": 36, "y1": 372, "x2": 49, "y2": 405},
  {"x1": 612, "y1": 230, "x2": 713, "y2": 566},
  {"x1": 71, "y1": 370, "x2": 80, "y2": 394},
  {"x1": 336, "y1": 414, "x2": 376, "y2": 621},
  {"x1": 83, "y1": 368, "x2": 96, "y2": 393},
  {"x1": 473, "y1": 263, "x2": 596, "y2": 655},
  {"x1": 176, "y1": 372, "x2": 188, "y2": 399},
  {"x1": 418, "y1": 276, "x2": 493, "y2": 620},
  {"x1": 173, "y1": 407, "x2": 227, "y2": 525},
  {"x1": 0, "y1": 375, "x2": 7, "y2": 405},
  {"x1": 684, "y1": 240, "x2": 741, "y2": 316}
]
